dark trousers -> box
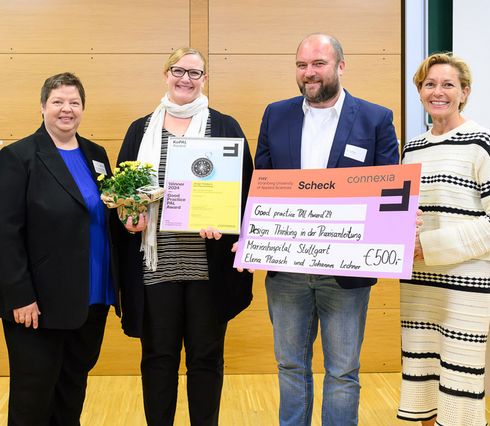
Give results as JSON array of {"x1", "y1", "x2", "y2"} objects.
[
  {"x1": 141, "y1": 281, "x2": 227, "y2": 426},
  {"x1": 2, "y1": 304, "x2": 109, "y2": 426}
]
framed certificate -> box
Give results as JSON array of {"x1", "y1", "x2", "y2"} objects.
[{"x1": 160, "y1": 137, "x2": 244, "y2": 233}]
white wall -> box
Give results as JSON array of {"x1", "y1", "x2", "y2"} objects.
[
  {"x1": 453, "y1": 0, "x2": 490, "y2": 128},
  {"x1": 406, "y1": 0, "x2": 490, "y2": 139},
  {"x1": 453, "y1": 0, "x2": 490, "y2": 394},
  {"x1": 404, "y1": 0, "x2": 427, "y2": 142},
  {"x1": 405, "y1": 0, "x2": 490, "y2": 391}
]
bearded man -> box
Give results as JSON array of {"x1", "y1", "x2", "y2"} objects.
[{"x1": 254, "y1": 33, "x2": 399, "y2": 426}]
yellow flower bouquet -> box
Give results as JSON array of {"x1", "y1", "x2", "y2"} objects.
[{"x1": 98, "y1": 161, "x2": 164, "y2": 225}]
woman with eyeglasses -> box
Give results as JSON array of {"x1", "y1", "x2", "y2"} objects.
[{"x1": 116, "y1": 47, "x2": 253, "y2": 425}]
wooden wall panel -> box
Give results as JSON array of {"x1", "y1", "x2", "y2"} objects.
[
  {"x1": 0, "y1": 54, "x2": 167, "y2": 142},
  {"x1": 0, "y1": 277, "x2": 401, "y2": 375},
  {"x1": 209, "y1": 54, "x2": 401, "y2": 146},
  {"x1": 121, "y1": 278, "x2": 398, "y2": 374},
  {"x1": 0, "y1": 0, "x2": 402, "y2": 376},
  {"x1": 92, "y1": 314, "x2": 141, "y2": 375},
  {"x1": 0, "y1": 140, "x2": 13, "y2": 149},
  {"x1": 224, "y1": 302, "x2": 400, "y2": 374},
  {"x1": 190, "y1": 0, "x2": 209, "y2": 58},
  {"x1": 370, "y1": 279, "x2": 400, "y2": 309},
  {"x1": 0, "y1": 325, "x2": 6, "y2": 375},
  {"x1": 240, "y1": 274, "x2": 399, "y2": 312},
  {"x1": 96, "y1": 141, "x2": 126, "y2": 168},
  {"x1": 209, "y1": 0, "x2": 400, "y2": 54},
  {"x1": 0, "y1": 0, "x2": 188, "y2": 53},
  {"x1": 208, "y1": 54, "x2": 296, "y2": 142},
  {"x1": 0, "y1": 139, "x2": 124, "y2": 169}
]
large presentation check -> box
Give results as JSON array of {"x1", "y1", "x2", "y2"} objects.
[
  {"x1": 233, "y1": 164, "x2": 421, "y2": 279},
  {"x1": 160, "y1": 137, "x2": 244, "y2": 234}
]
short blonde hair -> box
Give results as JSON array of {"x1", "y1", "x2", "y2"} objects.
[
  {"x1": 413, "y1": 53, "x2": 472, "y2": 111},
  {"x1": 163, "y1": 48, "x2": 207, "y2": 74}
]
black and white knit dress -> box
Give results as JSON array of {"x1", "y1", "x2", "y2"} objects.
[{"x1": 398, "y1": 120, "x2": 490, "y2": 425}]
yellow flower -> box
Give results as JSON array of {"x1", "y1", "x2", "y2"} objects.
[
  {"x1": 98, "y1": 160, "x2": 156, "y2": 200},
  {"x1": 97, "y1": 174, "x2": 105, "y2": 181}
]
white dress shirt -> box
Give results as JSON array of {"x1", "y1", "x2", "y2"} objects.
[{"x1": 300, "y1": 89, "x2": 345, "y2": 169}]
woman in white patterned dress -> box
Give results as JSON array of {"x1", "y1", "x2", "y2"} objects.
[{"x1": 398, "y1": 53, "x2": 490, "y2": 425}]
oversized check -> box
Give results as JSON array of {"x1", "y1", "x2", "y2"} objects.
[
  {"x1": 160, "y1": 137, "x2": 244, "y2": 233},
  {"x1": 233, "y1": 164, "x2": 421, "y2": 279}
]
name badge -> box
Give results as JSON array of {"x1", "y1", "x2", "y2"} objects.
[
  {"x1": 344, "y1": 144, "x2": 367, "y2": 163},
  {"x1": 93, "y1": 160, "x2": 107, "y2": 175}
]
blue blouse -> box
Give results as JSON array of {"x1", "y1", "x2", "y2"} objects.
[{"x1": 58, "y1": 147, "x2": 115, "y2": 306}]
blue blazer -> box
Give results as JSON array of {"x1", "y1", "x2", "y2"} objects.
[{"x1": 255, "y1": 91, "x2": 399, "y2": 288}]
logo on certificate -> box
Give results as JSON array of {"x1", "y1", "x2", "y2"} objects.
[{"x1": 191, "y1": 157, "x2": 214, "y2": 178}]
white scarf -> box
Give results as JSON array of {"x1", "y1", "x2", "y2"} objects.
[{"x1": 137, "y1": 93, "x2": 209, "y2": 271}]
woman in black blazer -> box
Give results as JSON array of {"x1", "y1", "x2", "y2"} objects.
[
  {"x1": 117, "y1": 48, "x2": 253, "y2": 426},
  {"x1": 0, "y1": 72, "x2": 118, "y2": 426}
]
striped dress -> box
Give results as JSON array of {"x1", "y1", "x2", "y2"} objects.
[
  {"x1": 143, "y1": 117, "x2": 211, "y2": 285},
  {"x1": 398, "y1": 121, "x2": 490, "y2": 425}
]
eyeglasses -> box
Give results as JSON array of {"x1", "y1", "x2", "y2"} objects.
[{"x1": 169, "y1": 66, "x2": 205, "y2": 80}]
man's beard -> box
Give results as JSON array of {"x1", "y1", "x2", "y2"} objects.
[{"x1": 299, "y1": 77, "x2": 340, "y2": 104}]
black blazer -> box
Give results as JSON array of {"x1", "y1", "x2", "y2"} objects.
[
  {"x1": 117, "y1": 108, "x2": 254, "y2": 337},
  {"x1": 0, "y1": 124, "x2": 119, "y2": 329}
]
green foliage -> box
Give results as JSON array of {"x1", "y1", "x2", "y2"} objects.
[
  {"x1": 98, "y1": 161, "x2": 155, "y2": 200},
  {"x1": 98, "y1": 161, "x2": 158, "y2": 225}
]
